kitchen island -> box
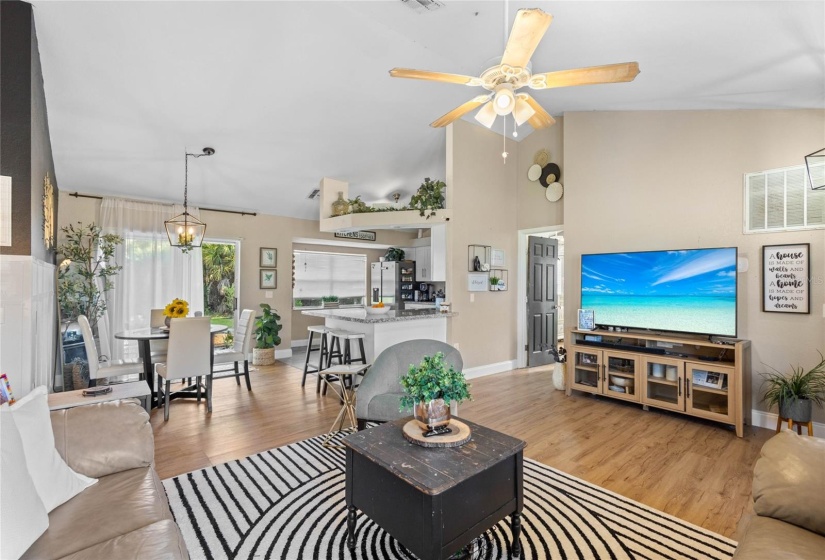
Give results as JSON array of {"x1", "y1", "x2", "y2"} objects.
[{"x1": 301, "y1": 308, "x2": 456, "y2": 362}]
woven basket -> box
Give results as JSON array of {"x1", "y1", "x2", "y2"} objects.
[{"x1": 252, "y1": 347, "x2": 275, "y2": 366}]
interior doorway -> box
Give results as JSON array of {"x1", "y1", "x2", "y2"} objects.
[
  {"x1": 202, "y1": 239, "x2": 240, "y2": 347},
  {"x1": 517, "y1": 226, "x2": 564, "y2": 368}
]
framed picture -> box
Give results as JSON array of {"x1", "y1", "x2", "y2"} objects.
[
  {"x1": 260, "y1": 269, "x2": 277, "y2": 289},
  {"x1": 692, "y1": 369, "x2": 725, "y2": 389},
  {"x1": 491, "y1": 249, "x2": 506, "y2": 267},
  {"x1": 467, "y1": 273, "x2": 488, "y2": 292},
  {"x1": 260, "y1": 247, "x2": 277, "y2": 268},
  {"x1": 578, "y1": 309, "x2": 595, "y2": 331},
  {"x1": 0, "y1": 373, "x2": 15, "y2": 405},
  {"x1": 762, "y1": 243, "x2": 810, "y2": 313}
]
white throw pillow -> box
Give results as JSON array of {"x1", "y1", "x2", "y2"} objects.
[
  {"x1": 10, "y1": 386, "x2": 97, "y2": 512},
  {"x1": 1, "y1": 403, "x2": 49, "y2": 559}
]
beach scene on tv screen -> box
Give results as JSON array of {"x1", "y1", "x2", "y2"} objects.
[{"x1": 581, "y1": 248, "x2": 737, "y2": 336}]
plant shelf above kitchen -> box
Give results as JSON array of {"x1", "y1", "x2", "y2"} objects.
[
  {"x1": 317, "y1": 176, "x2": 451, "y2": 233},
  {"x1": 320, "y1": 209, "x2": 452, "y2": 233}
]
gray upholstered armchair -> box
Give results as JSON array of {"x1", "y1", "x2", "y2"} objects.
[{"x1": 355, "y1": 339, "x2": 463, "y2": 430}]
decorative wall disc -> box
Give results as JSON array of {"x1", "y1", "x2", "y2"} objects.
[
  {"x1": 534, "y1": 149, "x2": 550, "y2": 167},
  {"x1": 527, "y1": 164, "x2": 542, "y2": 181},
  {"x1": 546, "y1": 182, "x2": 564, "y2": 202}
]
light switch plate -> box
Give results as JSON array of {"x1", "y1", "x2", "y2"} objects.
[{"x1": 470, "y1": 294, "x2": 475, "y2": 303}]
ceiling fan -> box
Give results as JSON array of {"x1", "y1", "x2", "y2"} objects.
[{"x1": 389, "y1": 8, "x2": 639, "y2": 130}]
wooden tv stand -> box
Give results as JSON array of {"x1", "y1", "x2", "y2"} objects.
[{"x1": 566, "y1": 329, "x2": 750, "y2": 437}]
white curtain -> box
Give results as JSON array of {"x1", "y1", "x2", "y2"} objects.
[{"x1": 100, "y1": 198, "x2": 204, "y2": 362}]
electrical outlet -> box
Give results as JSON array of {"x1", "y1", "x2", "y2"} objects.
[
  {"x1": 453, "y1": 342, "x2": 460, "y2": 350},
  {"x1": 265, "y1": 291, "x2": 273, "y2": 299}
]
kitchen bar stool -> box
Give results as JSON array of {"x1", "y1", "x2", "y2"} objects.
[
  {"x1": 302, "y1": 325, "x2": 330, "y2": 390},
  {"x1": 321, "y1": 329, "x2": 368, "y2": 396}
]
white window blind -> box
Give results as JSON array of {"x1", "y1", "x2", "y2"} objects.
[
  {"x1": 745, "y1": 162, "x2": 825, "y2": 233},
  {"x1": 293, "y1": 250, "x2": 366, "y2": 307}
]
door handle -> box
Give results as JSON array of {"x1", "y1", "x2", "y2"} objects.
[{"x1": 686, "y1": 379, "x2": 690, "y2": 398}]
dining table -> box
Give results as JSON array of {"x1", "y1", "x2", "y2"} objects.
[{"x1": 114, "y1": 324, "x2": 227, "y2": 408}]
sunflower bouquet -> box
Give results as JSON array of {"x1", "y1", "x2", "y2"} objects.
[{"x1": 163, "y1": 298, "x2": 189, "y2": 319}]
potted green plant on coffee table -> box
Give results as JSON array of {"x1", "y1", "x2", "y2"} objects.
[
  {"x1": 760, "y1": 352, "x2": 825, "y2": 425},
  {"x1": 252, "y1": 303, "x2": 283, "y2": 366},
  {"x1": 400, "y1": 352, "x2": 471, "y2": 433}
]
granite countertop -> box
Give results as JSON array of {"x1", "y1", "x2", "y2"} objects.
[{"x1": 302, "y1": 308, "x2": 457, "y2": 324}]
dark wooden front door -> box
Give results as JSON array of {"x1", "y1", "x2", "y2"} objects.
[{"x1": 527, "y1": 236, "x2": 558, "y2": 367}]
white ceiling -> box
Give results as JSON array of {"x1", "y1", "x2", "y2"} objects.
[{"x1": 32, "y1": 1, "x2": 824, "y2": 220}]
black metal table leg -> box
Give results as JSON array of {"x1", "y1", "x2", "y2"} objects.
[
  {"x1": 347, "y1": 506, "x2": 357, "y2": 551},
  {"x1": 138, "y1": 340, "x2": 155, "y2": 407}
]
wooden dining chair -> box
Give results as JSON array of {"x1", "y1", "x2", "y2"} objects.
[
  {"x1": 213, "y1": 309, "x2": 255, "y2": 390},
  {"x1": 78, "y1": 315, "x2": 144, "y2": 387},
  {"x1": 154, "y1": 317, "x2": 212, "y2": 421}
]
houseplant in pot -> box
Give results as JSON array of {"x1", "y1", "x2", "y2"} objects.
[
  {"x1": 400, "y1": 352, "x2": 471, "y2": 432},
  {"x1": 409, "y1": 177, "x2": 446, "y2": 219},
  {"x1": 252, "y1": 303, "x2": 282, "y2": 366},
  {"x1": 760, "y1": 352, "x2": 825, "y2": 424},
  {"x1": 322, "y1": 295, "x2": 339, "y2": 309}
]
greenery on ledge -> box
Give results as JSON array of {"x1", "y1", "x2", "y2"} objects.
[{"x1": 341, "y1": 177, "x2": 447, "y2": 218}]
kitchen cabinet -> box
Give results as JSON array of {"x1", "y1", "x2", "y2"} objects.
[{"x1": 416, "y1": 246, "x2": 432, "y2": 281}]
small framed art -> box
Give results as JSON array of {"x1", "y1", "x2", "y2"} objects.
[
  {"x1": 260, "y1": 247, "x2": 277, "y2": 268},
  {"x1": 260, "y1": 269, "x2": 277, "y2": 289},
  {"x1": 578, "y1": 309, "x2": 595, "y2": 331}
]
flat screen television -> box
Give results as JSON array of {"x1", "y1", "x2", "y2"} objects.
[{"x1": 580, "y1": 247, "x2": 738, "y2": 337}]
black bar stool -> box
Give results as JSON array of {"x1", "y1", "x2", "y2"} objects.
[{"x1": 301, "y1": 325, "x2": 330, "y2": 391}]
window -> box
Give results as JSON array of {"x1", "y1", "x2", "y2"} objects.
[
  {"x1": 745, "y1": 163, "x2": 825, "y2": 233},
  {"x1": 293, "y1": 250, "x2": 366, "y2": 309}
]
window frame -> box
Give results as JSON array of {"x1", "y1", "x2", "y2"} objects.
[{"x1": 292, "y1": 249, "x2": 368, "y2": 310}]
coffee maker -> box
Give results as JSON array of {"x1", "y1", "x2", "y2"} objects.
[{"x1": 417, "y1": 283, "x2": 434, "y2": 301}]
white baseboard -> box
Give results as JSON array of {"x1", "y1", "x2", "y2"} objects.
[
  {"x1": 291, "y1": 339, "x2": 307, "y2": 348},
  {"x1": 463, "y1": 360, "x2": 517, "y2": 380},
  {"x1": 275, "y1": 349, "x2": 292, "y2": 359},
  {"x1": 750, "y1": 409, "x2": 824, "y2": 433}
]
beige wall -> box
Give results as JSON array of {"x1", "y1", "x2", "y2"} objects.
[
  {"x1": 516, "y1": 118, "x2": 565, "y2": 231},
  {"x1": 446, "y1": 121, "x2": 520, "y2": 369},
  {"x1": 56, "y1": 192, "x2": 415, "y2": 350},
  {"x1": 563, "y1": 109, "x2": 825, "y2": 422}
]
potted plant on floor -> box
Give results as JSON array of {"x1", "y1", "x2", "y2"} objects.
[
  {"x1": 252, "y1": 303, "x2": 282, "y2": 366},
  {"x1": 760, "y1": 352, "x2": 825, "y2": 425},
  {"x1": 400, "y1": 352, "x2": 471, "y2": 432}
]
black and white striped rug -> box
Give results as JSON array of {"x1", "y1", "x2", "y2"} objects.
[{"x1": 163, "y1": 433, "x2": 737, "y2": 559}]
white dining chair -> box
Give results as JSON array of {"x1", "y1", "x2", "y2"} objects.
[
  {"x1": 78, "y1": 315, "x2": 144, "y2": 387},
  {"x1": 213, "y1": 309, "x2": 255, "y2": 390},
  {"x1": 154, "y1": 317, "x2": 212, "y2": 421},
  {"x1": 149, "y1": 308, "x2": 169, "y2": 363}
]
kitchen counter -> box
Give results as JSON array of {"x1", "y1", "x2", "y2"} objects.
[
  {"x1": 302, "y1": 307, "x2": 455, "y2": 324},
  {"x1": 301, "y1": 308, "x2": 454, "y2": 362}
]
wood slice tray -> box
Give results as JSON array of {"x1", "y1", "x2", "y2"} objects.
[{"x1": 402, "y1": 419, "x2": 472, "y2": 448}]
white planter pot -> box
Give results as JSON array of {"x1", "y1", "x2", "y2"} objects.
[
  {"x1": 552, "y1": 362, "x2": 565, "y2": 391},
  {"x1": 252, "y1": 347, "x2": 275, "y2": 366}
]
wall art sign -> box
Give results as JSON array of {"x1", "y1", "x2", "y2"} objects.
[
  {"x1": 467, "y1": 273, "x2": 488, "y2": 292},
  {"x1": 260, "y1": 247, "x2": 277, "y2": 268},
  {"x1": 335, "y1": 230, "x2": 376, "y2": 242},
  {"x1": 260, "y1": 269, "x2": 277, "y2": 289},
  {"x1": 762, "y1": 243, "x2": 810, "y2": 313}
]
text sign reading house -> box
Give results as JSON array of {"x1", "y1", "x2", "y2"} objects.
[
  {"x1": 335, "y1": 231, "x2": 377, "y2": 242},
  {"x1": 763, "y1": 243, "x2": 810, "y2": 314}
]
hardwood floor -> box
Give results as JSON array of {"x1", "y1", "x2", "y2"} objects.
[{"x1": 151, "y1": 361, "x2": 773, "y2": 539}]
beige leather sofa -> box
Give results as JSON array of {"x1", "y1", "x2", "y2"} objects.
[
  {"x1": 21, "y1": 399, "x2": 189, "y2": 559},
  {"x1": 733, "y1": 430, "x2": 825, "y2": 559}
]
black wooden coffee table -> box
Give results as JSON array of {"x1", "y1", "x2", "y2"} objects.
[{"x1": 343, "y1": 417, "x2": 526, "y2": 559}]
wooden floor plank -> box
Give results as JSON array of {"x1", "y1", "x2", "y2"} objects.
[{"x1": 151, "y1": 362, "x2": 772, "y2": 539}]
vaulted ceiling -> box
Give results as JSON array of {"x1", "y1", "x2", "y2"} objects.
[{"x1": 32, "y1": 1, "x2": 824, "y2": 220}]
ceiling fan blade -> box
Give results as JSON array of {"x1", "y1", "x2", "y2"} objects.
[
  {"x1": 389, "y1": 68, "x2": 479, "y2": 86},
  {"x1": 501, "y1": 9, "x2": 553, "y2": 69},
  {"x1": 430, "y1": 95, "x2": 491, "y2": 128},
  {"x1": 519, "y1": 94, "x2": 556, "y2": 129},
  {"x1": 530, "y1": 62, "x2": 640, "y2": 90}
]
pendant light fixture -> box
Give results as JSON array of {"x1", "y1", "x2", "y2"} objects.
[
  {"x1": 806, "y1": 148, "x2": 825, "y2": 190},
  {"x1": 165, "y1": 147, "x2": 214, "y2": 252}
]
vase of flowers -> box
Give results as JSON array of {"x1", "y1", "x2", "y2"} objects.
[
  {"x1": 163, "y1": 298, "x2": 189, "y2": 326},
  {"x1": 400, "y1": 352, "x2": 471, "y2": 432}
]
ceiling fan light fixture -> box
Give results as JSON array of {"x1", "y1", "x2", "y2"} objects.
[
  {"x1": 474, "y1": 101, "x2": 497, "y2": 128},
  {"x1": 493, "y1": 85, "x2": 516, "y2": 116},
  {"x1": 513, "y1": 97, "x2": 536, "y2": 126}
]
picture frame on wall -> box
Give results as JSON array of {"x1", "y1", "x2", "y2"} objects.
[
  {"x1": 762, "y1": 243, "x2": 810, "y2": 314},
  {"x1": 260, "y1": 269, "x2": 277, "y2": 289},
  {"x1": 467, "y1": 273, "x2": 488, "y2": 292},
  {"x1": 260, "y1": 247, "x2": 277, "y2": 268}
]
